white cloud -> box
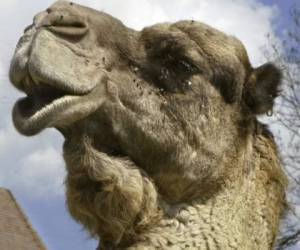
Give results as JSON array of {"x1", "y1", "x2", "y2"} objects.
[
  {"x1": 18, "y1": 146, "x2": 66, "y2": 197},
  {"x1": 0, "y1": 0, "x2": 18, "y2": 9},
  {"x1": 0, "y1": 121, "x2": 65, "y2": 198},
  {"x1": 0, "y1": 60, "x2": 4, "y2": 76}
]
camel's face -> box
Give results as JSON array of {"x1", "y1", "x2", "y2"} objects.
[
  {"x1": 10, "y1": 0, "x2": 252, "y2": 136},
  {"x1": 10, "y1": 1, "x2": 136, "y2": 135},
  {"x1": 10, "y1": 1, "x2": 281, "y2": 199}
]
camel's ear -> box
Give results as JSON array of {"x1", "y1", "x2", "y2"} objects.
[{"x1": 244, "y1": 63, "x2": 282, "y2": 114}]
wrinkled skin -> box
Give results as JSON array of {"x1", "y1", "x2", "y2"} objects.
[{"x1": 10, "y1": 1, "x2": 287, "y2": 249}]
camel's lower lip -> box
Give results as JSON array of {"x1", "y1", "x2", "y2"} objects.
[{"x1": 12, "y1": 83, "x2": 107, "y2": 136}]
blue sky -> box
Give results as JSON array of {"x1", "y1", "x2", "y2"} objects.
[{"x1": 0, "y1": 0, "x2": 299, "y2": 249}]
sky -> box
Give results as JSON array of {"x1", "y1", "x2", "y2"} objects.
[{"x1": 0, "y1": 0, "x2": 299, "y2": 249}]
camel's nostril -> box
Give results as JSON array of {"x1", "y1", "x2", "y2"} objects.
[
  {"x1": 36, "y1": 11, "x2": 89, "y2": 37},
  {"x1": 52, "y1": 19, "x2": 87, "y2": 29}
]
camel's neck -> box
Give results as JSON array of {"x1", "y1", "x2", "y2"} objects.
[
  {"x1": 130, "y1": 131, "x2": 286, "y2": 250},
  {"x1": 167, "y1": 182, "x2": 273, "y2": 249},
  {"x1": 62, "y1": 122, "x2": 286, "y2": 250}
]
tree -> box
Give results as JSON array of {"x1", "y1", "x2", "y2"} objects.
[{"x1": 266, "y1": 6, "x2": 300, "y2": 250}]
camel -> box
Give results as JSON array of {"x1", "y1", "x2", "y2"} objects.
[{"x1": 10, "y1": 1, "x2": 287, "y2": 249}]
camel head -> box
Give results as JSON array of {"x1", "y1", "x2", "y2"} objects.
[
  {"x1": 10, "y1": 1, "x2": 282, "y2": 201},
  {"x1": 10, "y1": 2, "x2": 287, "y2": 249}
]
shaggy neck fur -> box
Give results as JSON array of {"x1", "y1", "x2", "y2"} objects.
[{"x1": 62, "y1": 119, "x2": 285, "y2": 250}]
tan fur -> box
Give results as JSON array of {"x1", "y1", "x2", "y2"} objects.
[{"x1": 10, "y1": 1, "x2": 286, "y2": 249}]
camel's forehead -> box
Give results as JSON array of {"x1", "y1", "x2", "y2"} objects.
[
  {"x1": 174, "y1": 21, "x2": 250, "y2": 67},
  {"x1": 141, "y1": 22, "x2": 250, "y2": 71}
]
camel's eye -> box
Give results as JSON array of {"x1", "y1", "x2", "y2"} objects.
[
  {"x1": 177, "y1": 60, "x2": 198, "y2": 72},
  {"x1": 141, "y1": 36, "x2": 201, "y2": 92},
  {"x1": 151, "y1": 53, "x2": 200, "y2": 93},
  {"x1": 163, "y1": 54, "x2": 199, "y2": 75}
]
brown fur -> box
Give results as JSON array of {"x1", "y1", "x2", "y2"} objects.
[{"x1": 10, "y1": 1, "x2": 287, "y2": 249}]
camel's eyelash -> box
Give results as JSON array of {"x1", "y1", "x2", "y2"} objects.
[
  {"x1": 164, "y1": 56, "x2": 199, "y2": 74},
  {"x1": 160, "y1": 52, "x2": 199, "y2": 74}
]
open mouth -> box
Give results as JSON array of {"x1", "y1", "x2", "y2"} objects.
[
  {"x1": 13, "y1": 81, "x2": 82, "y2": 135},
  {"x1": 17, "y1": 83, "x2": 70, "y2": 118},
  {"x1": 12, "y1": 79, "x2": 106, "y2": 136}
]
